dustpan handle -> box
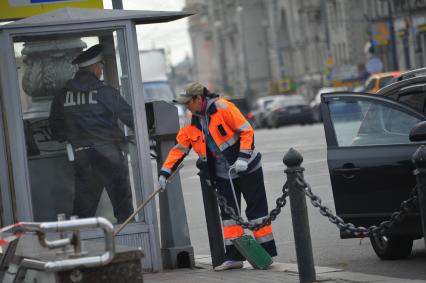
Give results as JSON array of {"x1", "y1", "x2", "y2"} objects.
[{"x1": 228, "y1": 166, "x2": 241, "y2": 216}]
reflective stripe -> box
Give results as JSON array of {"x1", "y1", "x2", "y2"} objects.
[
  {"x1": 236, "y1": 122, "x2": 251, "y2": 132},
  {"x1": 215, "y1": 101, "x2": 227, "y2": 109},
  {"x1": 252, "y1": 225, "x2": 273, "y2": 239},
  {"x1": 223, "y1": 225, "x2": 244, "y2": 239},
  {"x1": 217, "y1": 134, "x2": 239, "y2": 151},
  {"x1": 174, "y1": 144, "x2": 190, "y2": 154},
  {"x1": 249, "y1": 216, "x2": 268, "y2": 225},
  {"x1": 222, "y1": 219, "x2": 237, "y2": 226},
  {"x1": 254, "y1": 233, "x2": 274, "y2": 244},
  {"x1": 161, "y1": 167, "x2": 172, "y2": 174}
]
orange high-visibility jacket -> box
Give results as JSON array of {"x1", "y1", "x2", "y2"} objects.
[{"x1": 160, "y1": 97, "x2": 258, "y2": 177}]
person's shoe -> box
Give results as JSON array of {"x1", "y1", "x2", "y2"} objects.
[{"x1": 214, "y1": 260, "x2": 244, "y2": 271}]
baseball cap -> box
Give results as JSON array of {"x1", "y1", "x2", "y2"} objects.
[
  {"x1": 173, "y1": 82, "x2": 206, "y2": 104},
  {"x1": 72, "y1": 44, "x2": 104, "y2": 68}
]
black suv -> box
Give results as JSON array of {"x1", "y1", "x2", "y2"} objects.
[{"x1": 320, "y1": 68, "x2": 426, "y2": 260}]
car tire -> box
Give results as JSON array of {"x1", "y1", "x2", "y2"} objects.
[{"x1": 370, "y1": 234, "x2": 413, "y2": 260}]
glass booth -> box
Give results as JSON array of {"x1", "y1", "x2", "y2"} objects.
[{"x1": 0, "y1": 8, "x2": 190, "y2": 272}]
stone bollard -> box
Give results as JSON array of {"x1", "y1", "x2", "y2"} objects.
[
  {"x1": 412, "y1": 144, "x2": 426, "y2": 248},
  {"x1": 196, "y1": 159, "x2": 225, "y2": 268},
  {"x1": 283, "y1": 148, "x2": 316, "y2": 283}
]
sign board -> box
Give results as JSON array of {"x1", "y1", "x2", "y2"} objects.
[
  {"x1": 0, "y1": 0, "x2": 103, "y2": 21},
  {"x1": 277, "y1": 78, "x2": 292, "y2": 93},
  {"x1": 372, "y1": 22, "x2": 390, "y2": 46},
  {"x1": 325, "y1": 56, "x2": 334, "y2": 67},
  {"x1": 328, "y1": 65, "x2": 359, "y2": 81},
  {"x1": 366, "y1": 56, "x2": 383, "y2": 74}
]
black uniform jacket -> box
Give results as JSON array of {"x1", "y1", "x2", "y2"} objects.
[{"x1": 49, "y1": 70, "x2": 134, "y2": 148}]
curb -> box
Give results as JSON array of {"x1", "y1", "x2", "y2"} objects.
[{"x1": 194, "y1": 255, "x2": 424, "y2": 283}]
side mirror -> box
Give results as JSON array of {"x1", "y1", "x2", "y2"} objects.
[{"x1": 409, "y1": 121, "x2": 426, "y2": 142}]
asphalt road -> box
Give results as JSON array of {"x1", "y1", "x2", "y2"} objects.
[{"x1": 177, "y1": 123, "x2": 426, "y2": 281}]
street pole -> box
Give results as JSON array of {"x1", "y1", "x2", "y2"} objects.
[
  {"x1": 111, "y1": 0, "x2": 123, "y2": 10},
  {"x1": 237, "y1": 5, "x2": 252, "y2": 101},
  {"x1": 387, "y1": 0, "x2": 399, "y2": 71},
  {"x1": 214, "y1": 21, "x2": 229, "y2": 94},
  {"x1": 275, "y1": 0, "x2": 285, "y2": 79},
  {"x1": 283, "y1": 148, "x2": 316, "y2": 283},
  {"x1": 320, "y1": 0, "x2": 331, "y2": 56},
  {"x1": 407, "y1": 0, "x2": 416, "y2": 69}
]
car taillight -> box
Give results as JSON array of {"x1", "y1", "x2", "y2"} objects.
[
  {"x1": 274, "y1": 108, "x2": 285, "y2": 113},
  {"x1": 246, "y1": 113, "x2": 254, "y2": 119}
]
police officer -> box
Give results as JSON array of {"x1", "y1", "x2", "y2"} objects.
[
  {"x1": 158, "y1": 82, "x2": 277, "y2": 271},
  {"x1": 49, "y1": 44, "x2": 134, "y2": 223}
]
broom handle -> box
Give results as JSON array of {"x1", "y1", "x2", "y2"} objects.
[
  {"x1": 114, "y1": 163, "x2": 184, "y2": 236},
  {"x1": 228, "y1": 166, "x2": 241, "y2": 216}
]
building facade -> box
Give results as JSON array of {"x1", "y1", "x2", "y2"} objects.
[
  {"x1": 186, "y1": 0, "x2": 426, "y2": 103},
  {"x1": 363, "y1": 0, "x2": 426, "y2": 71}
]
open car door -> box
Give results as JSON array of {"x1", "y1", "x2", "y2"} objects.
[{"x1": 320, "y1": 92, "x2": 424, "y2": 242}]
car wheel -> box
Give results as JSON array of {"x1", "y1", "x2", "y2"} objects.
[{"x1": 370, "y1": 234, "x2": 413, "y2": 260}]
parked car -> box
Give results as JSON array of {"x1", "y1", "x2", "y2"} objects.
[
  {"x1": 264, "y1": 94, "x2": 312, "y2": 128},
  {"x1": 229, "y1": 97, "x2": 255, "y2": 126},
  {"x1": 320, "y1": 68, "x2": 426, "y2": 260},
  {"x1": 310, "y1": 86, "x2": 348, "y2": 122},
  {"x1": 249, "y1": 95, "x2": 282, "y2": 128},
  {"x1": 363, "y1": 71, "x2": 401, "y2": 94}
]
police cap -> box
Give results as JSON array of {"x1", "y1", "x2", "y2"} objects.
[{"x1": 72, "y1": 44, "x2": 104, "y2": 68}]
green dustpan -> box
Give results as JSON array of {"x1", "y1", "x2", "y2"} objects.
[
  {"x1": 232, "y1": 235, "x2": 273, "y2": 269},
  {"x1": 228, "y1": 167, "x2": 273, "y2": 270}
]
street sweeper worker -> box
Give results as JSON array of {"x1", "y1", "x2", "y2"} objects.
[{"x1": 158, "y1": 82, "x2": 277, "y2": 271}]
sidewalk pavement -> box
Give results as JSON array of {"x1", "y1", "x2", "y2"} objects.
[{"x1": 144, "y1": 255, "x2": 426, "y2": 283}]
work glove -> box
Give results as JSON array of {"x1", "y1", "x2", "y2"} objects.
[
  {"x1": 233, "y1": 159, "x2": 248, "y2": 173},
  {"x1": 159, "y1": 175, "x2": 167, "y2": 192}
]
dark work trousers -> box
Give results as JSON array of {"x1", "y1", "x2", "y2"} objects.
[
  {"x1": 72, "y1": 144, "x2": 133, "y2": 223},
  {"x1": 215, "y1": 167, "x2": 277, "y2": 261}
]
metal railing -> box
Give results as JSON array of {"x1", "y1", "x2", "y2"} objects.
[{"x1": 0, "y1": 217, "x2": 114, "y2": 283}]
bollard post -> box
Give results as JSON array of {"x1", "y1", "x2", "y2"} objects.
[
  {"x1": 283, "y1": 148, "x2": 316, "y2": 283},
  {"x1": 196, "y1": 160, "x2": 225, "y2": 268},
  {"x1": 412, "y1": 145, "x2": 426, "y2": 248}
]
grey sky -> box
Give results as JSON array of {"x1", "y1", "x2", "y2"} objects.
[{"x1": 103, "y1": 0, "x2": 192, "y2": 65}]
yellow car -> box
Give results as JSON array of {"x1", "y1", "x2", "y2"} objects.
[{"x1": 364, "y1": 71, "x2": 401, "y2": 93}]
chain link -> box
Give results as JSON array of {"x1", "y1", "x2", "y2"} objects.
[
  {"x1": 211, "y1": 168, "x2": 418, "y2": 236},
  {"x1": 213, "y1": 181, "x2": 289, "y2": 231},
  {"x1": 295, "y1": 174, "x2": 419, "y2": 237}
]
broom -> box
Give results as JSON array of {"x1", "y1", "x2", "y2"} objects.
[
  {"x1": 115, "y1": 163, "x2": 184, "y2": 236},
  {"x1": 228, "y1": 166, "x2": 273, "y2": 270}
]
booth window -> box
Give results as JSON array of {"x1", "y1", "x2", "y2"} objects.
[{"x1": 13, "y1": 30, "x2": 142, "y2": 224}]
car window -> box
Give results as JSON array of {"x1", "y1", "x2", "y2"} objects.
[
  {"x1": 143, "y1": 81, "x2": 175, "y2": 102},
  {"x1": 364, "y1": 78, "x2": 376, "y2": 92},
  {"x1": 276, "y1": 96, "x2": 306, "y2": 107},
  {"x1": 264, "y1": 99, "x2": 275, "y2": 110},
  {"x1": 230, "y1": 98, "x2": 250, "y2": 115},
  {"x1": 379, "y1": 76, "x2": 395, "y2": 88},
  {"x1": 329, "y1": 99, "x2": 422, "y2": 147}
]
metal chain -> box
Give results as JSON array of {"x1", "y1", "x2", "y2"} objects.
[
  {"x1": 295, "y1": 174, "x2": 419, "y2": 237},
  {"x1": 213, "y1": 181, "x2": 289, "y2": 231}
]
